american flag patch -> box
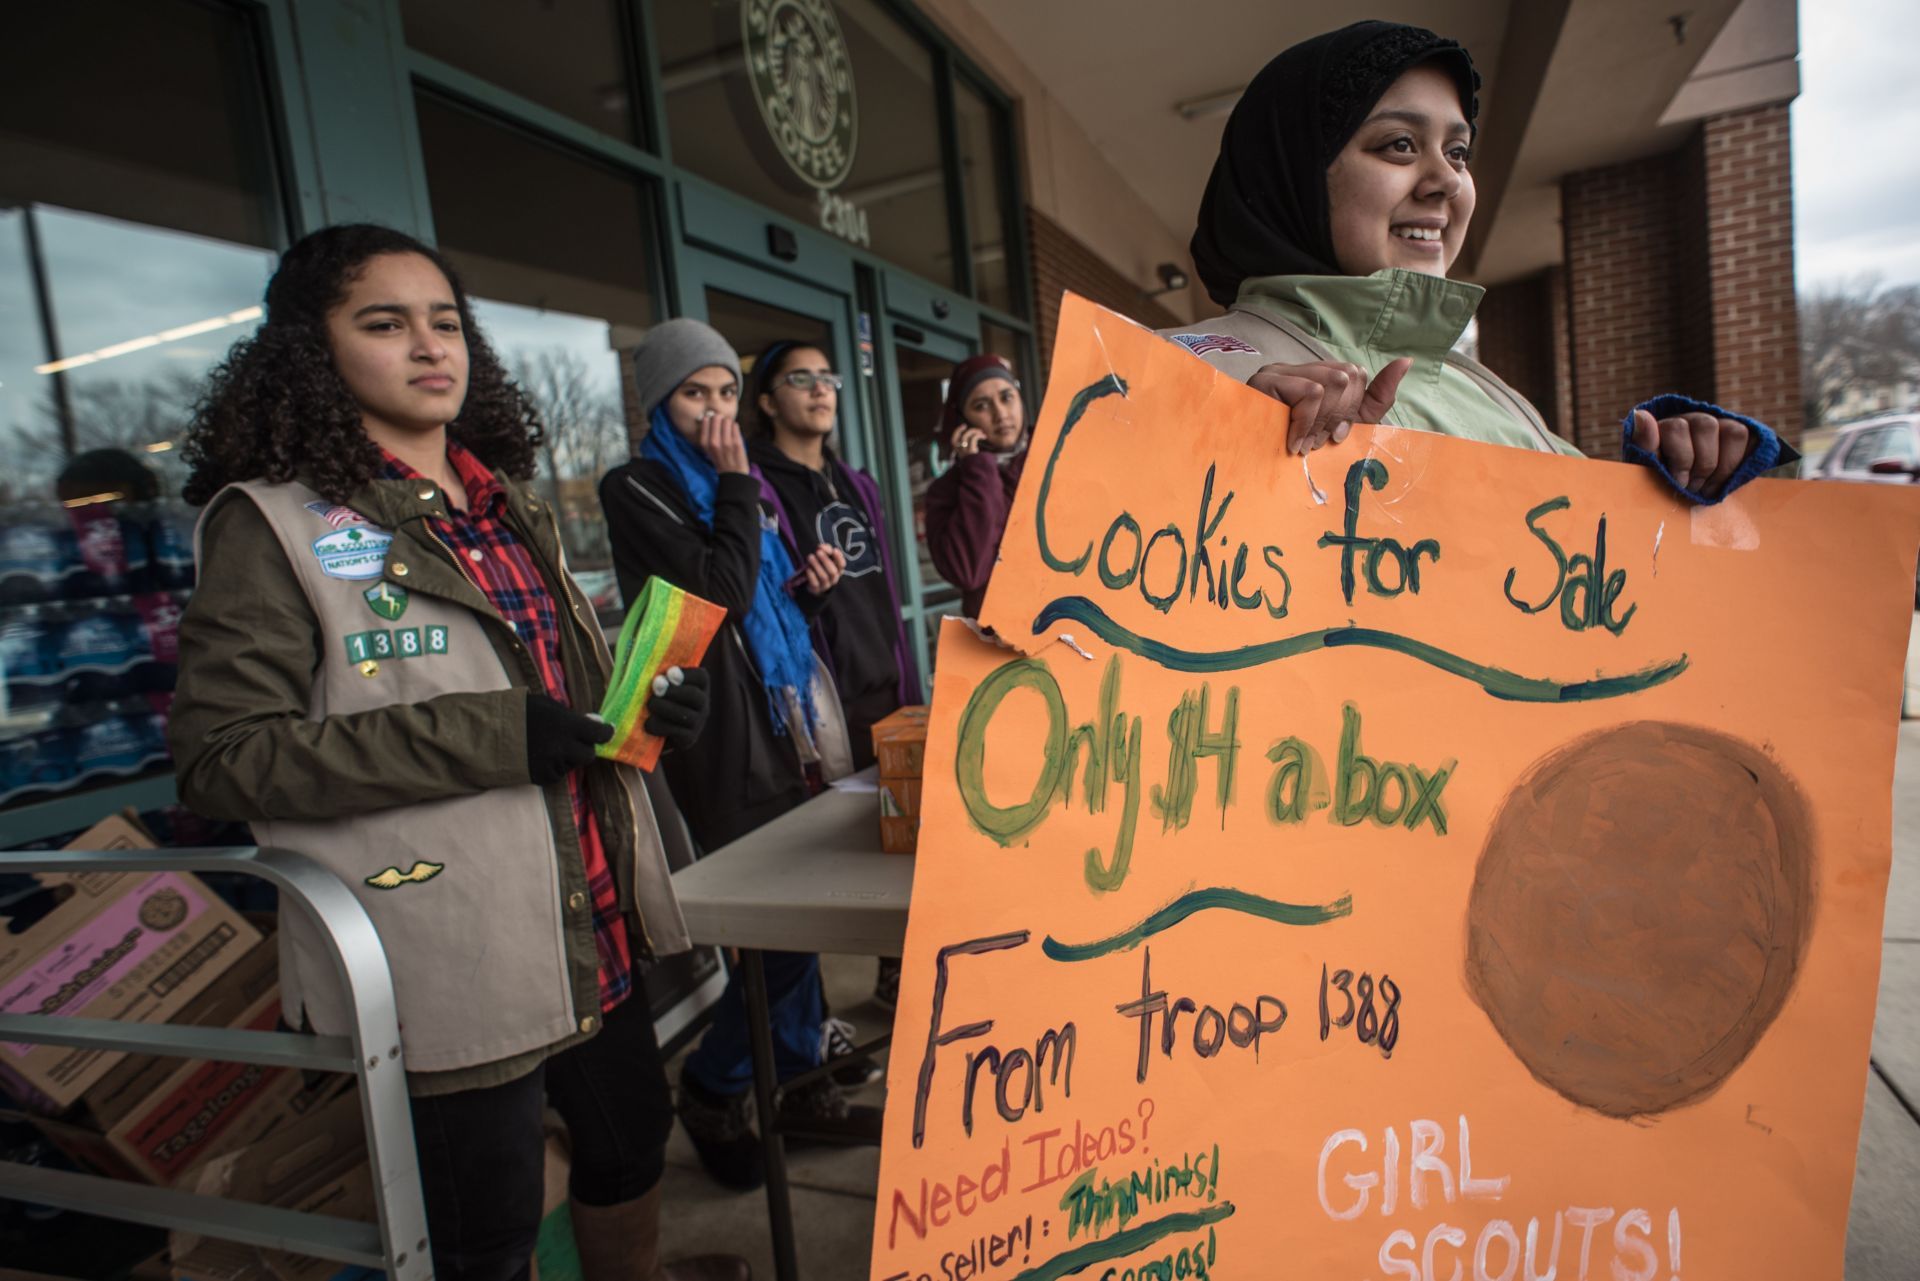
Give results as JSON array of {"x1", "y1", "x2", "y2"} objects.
[
  {"x1": 1170, "y1": 332, "x2": 1259, "y2": 357},
  {"x1": 304, "y1": 500, "x2": 366, "y2": 528}
]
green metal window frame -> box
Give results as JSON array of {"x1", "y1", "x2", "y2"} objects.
[
  {"x1": 7, "y1": 0, "x2": 1044, "y2": 839},
  {"x1": 404, "y1": 52, "x2": 678, "y2": 323},
  {"x1": 880, "y1": 0, "x2": 1036, "y2": 328},
  {"x1": 238, "y1": 0, "x2": 1036, "y2": 340},
  {"x1": 399, "y1": 0, "x2": 1038, "y2": 684}
]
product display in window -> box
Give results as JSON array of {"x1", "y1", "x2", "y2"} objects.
[{"x1": 0, "y1": 498, "x2": 193, "y2": 806}]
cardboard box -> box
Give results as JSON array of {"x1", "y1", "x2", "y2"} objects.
[
  {"x1": 84, "y1": 934, "x2": 280, "y2": 1126},
  {"x1": 873, "y1": 706, "x2": 929, "y2": 853},
  {"x1": 879, "y1": 815, "x2": 920, "y2": 855},
  {"x1": 870, "y1": 704, "x2": 929, "y2": 779},
  {"x1": 0, "y1": 816, "x2": 262, "y2": 1109},
  {"x1": 873, "y1": 706, "x2": 929, "y2": 852},
  {"x1": 21, "y1": 1064, "x2": 339, "y2": 1189},
  {"x1": 25, "y1": 939, "x2": 347, "y2": 1185},
  {"x1": 879, "y1": 777, "x2": 921, "y2": 819},
  {"x1": 168, "y1": 1087, "x2": 372, "y2": 1281}
]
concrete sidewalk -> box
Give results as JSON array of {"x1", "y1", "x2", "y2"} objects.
[
  {"x1": 1849, "y1": 718, "x2": 1920, "y2": 1277},
  {"x1": 659, "y1": 727, "x2": 1920, "y2": 1278}
]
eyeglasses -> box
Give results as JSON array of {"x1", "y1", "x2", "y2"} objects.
[{"x1": 777, "y1": 370, "x2": 843, "y2": 392}]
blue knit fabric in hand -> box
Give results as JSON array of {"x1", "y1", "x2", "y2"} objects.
[
  {"x1": 1620, "y1": 394, "x2": 1783, "y2": 505},
  {"x1": 639, "y1": 404, "x2": 818, "y2": 736}
]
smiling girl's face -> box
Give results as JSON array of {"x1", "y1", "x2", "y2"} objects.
[
  {"x1": 1324, "y1": 65, "x2": 1477, "y2": 278},
  {"x1": 325, "y1": 252, "x2": 470, "y2": 435}
]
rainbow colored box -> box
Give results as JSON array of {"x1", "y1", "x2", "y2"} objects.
[{"x1": 595, "y1": 577, "x2": 725, "y2": 772}]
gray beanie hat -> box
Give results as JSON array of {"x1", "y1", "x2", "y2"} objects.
[{"x1": 631, "y1": 318, "x2": 742, "y2": 418}]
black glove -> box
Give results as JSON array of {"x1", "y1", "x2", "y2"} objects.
[
  {"x1": 644, "y1": 666, "x2": 711, "y2": 751},
  {"x1": 525, "y1": 692, "x2": 613, "y2": 786}
]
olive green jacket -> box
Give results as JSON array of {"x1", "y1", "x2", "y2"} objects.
[
  {"x1": 1160, "y1": 269, "x2": 1583, "y2": 456},
  {"x1": 169, "y1": 474, "x2": 693, "y2": 1093}
]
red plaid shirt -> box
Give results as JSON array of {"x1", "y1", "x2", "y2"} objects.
[{"x1": 380, "y1": 444, "x2": 632, "y2": 1014}]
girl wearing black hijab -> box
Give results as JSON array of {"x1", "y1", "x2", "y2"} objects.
[{"x1": 1163, "y1": 20, "x2": 1790, "y2": 501}]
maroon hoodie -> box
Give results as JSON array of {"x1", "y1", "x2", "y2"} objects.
[{"x1": 924, "y1": 446, "x2": 1027, "y2": 619}]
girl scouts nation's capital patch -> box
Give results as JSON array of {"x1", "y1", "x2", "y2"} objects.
[{"x1": 311, "y1": 526, "x2": 392, "y2": 580}]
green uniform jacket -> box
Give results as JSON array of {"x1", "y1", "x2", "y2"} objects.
[
  {"x1": 1161, "y1": 269, "x2": 1799, "y2": 483},
  {"x1": 1160, "y1": 269, "x2": 1583, "y2": 455}
]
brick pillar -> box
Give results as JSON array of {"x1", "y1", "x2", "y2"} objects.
[
  {"x1": 1028, "y1": 207, "x2": 1180, "y2": 385},
  {"x1": 1561, "y1": 102, "x2": 1800, "y2": 457},
  {"x1": 1562, "y1": 150, "x2": 1698, "y2": 457},
  {"x1": 1476, "y1": 267, "x2": 1572, "y2": 439},
  {"x1": 1699, "y1": 104, "x2": 1802, "y2": 445}
]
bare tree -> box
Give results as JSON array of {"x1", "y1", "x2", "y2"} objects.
[
  {"x1": 4, "y1": 369, "x2": 203, "y2": 506},
  {"x1": 509, "y1": 348, "x2": 626, "y2": 565},
  {"x1": 1800, "y1": 277, "x2": 1920, "y2": 427}
]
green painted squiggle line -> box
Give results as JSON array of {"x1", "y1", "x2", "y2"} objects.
[
  {"x1": 1034, "y1": 596, "x2": 1687, "y2": 702},
  {"x1": 1043, "y1": 887, "x2": 1352, "y2": 962},
  {"x1": 1009, "y1": 1205, "x2": 1236, "y2": 1281}
]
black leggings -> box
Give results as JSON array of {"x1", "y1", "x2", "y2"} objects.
[{"x1": 407, "y1": 994, "x2": 675, "y2": 1281}]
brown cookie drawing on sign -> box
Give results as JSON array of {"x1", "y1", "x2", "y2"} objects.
[{"x1": 1465, "y1": 721, "x2": 1813, "y2": 1118}]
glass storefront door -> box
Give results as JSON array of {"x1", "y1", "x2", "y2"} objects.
[
  {"x1": 677, "y1": 246, "x2": 870, "y2": 468},
  {"x1": 676, "y1": 235, "x2": 989, "y2": 689},
  {"x1": 882, "y1": 322, "x2": 973, "y2": 672}
]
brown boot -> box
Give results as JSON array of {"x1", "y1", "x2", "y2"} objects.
[{"x1": 568, "y1": 1186, "x2": 751, "y2": 1281}]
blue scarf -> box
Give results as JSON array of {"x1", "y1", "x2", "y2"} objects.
[{"x1": 639, "y1": 405, "x2": 818, "y2": 737}]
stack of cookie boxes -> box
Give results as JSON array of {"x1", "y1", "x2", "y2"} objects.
[
  {"x1": 1, "y1": 816, "x2": 344, "y2": 1192},
  {"x1": 870, "y1": 705, "x2": 929, "y2": 854}
]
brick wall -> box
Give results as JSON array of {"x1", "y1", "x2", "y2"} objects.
[
  {"x1": 1477, "y1": 269, "x2": 1569, "y2": 438},
  {"x1": 1028, "y1": 206, "x2": 1181, "y2": 384},
  {"x1": 1561, "y1": 149, "x2": 1696, "y2": 457},
  {"x1": 1559, "y1": 103, "x2": 1800, "y2": 457},
  {"x1": 1699, "y1": 103, "x2": 1802, "y2": 444},
  {"x1": 1674, "y1": 126, "x2": 1717, "y2": 412}
]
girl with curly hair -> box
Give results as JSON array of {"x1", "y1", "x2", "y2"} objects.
[{"x1": 168, "y1": 224, "x2": 747, "y2": 1281}]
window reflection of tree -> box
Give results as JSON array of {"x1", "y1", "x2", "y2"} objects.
[
  {"x1": 4, "y1": 371, "x2": 200, "y2": 507},
  {"x1": 1, "y1": 339, "x2": 630, "y2": 574},
  {"x1": 510, "y1": 347, "x2": 625, "y2": 570}
]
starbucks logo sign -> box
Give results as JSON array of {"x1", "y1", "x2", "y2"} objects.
[{"x1": 743, "y1": 0, "x2": 858, "y2": 190}]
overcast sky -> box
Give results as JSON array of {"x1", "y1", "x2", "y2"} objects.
[{"x1": 1793, "y1": 0, "x2": 1920, "y2": 290}]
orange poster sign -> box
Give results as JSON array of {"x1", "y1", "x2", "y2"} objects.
[{"x1": 870, "y1": 294, "x2": 1920, "y2": 1281}]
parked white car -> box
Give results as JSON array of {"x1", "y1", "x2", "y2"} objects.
[
  {"x1": 1817, "y1": 415, "x2": 1920, "y2": 715},
  {"x1": 1806, "y1": 413, "x2": 1920, "y2": 482}
]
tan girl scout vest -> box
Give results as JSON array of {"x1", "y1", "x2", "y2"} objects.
[{"x1": 204, "y1": 480, "x2": 691, "y2": 1073}]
